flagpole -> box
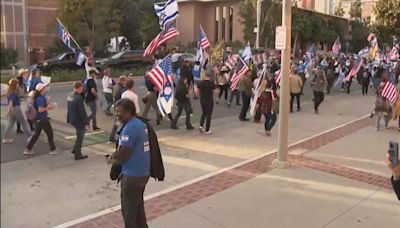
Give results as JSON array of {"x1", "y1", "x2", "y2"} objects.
[{"x1": 56, "y1": 18, "x2": 86, "y2": 55}]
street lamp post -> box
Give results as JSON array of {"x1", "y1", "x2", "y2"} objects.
[
  {"x1": 272, "y1": 0, "x2": 292, "y2": 168},
  {"x1": 255, "y1": 0, "x2": 261, "y2": 48}
]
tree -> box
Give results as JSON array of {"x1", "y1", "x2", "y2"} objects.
[
  {"x1": 349, "y1": 0, "x2": 362, "y2": 20},
  {"x1": 58, "y1": 0, "x2": 122, "y2": 56},
  {"x1": 374, "y1": 0, "x2": 400, "y2": 37},
  {"x1": 238, "y1": 0, "x2": 257, "y2": 44},
  {"x1": 349, "y1": 20, "x2": 369, "y2": 52},
  {"x1": 335, "y1": 2, "x2": 345, "y2": 17}
]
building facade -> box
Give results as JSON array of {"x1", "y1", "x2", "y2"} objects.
[
  {"x1": 338, "y1": 0, "x2": 378, "y2": 21},
  {"x1": 1, "y1": 0, "x2": 57, "y2": 67}
]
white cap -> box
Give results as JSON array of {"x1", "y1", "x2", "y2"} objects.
[{"x1": 35, "y1": 83, "x2": 48, "y2": 91}]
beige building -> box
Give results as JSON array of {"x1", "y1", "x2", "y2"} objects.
[{"x1": 337, "y1": 0, "x2": 378, "y2": 21}]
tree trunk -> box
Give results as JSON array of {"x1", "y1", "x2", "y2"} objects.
[{"x1": 292, "y1": 34, "x2": 298, "y2": 58}]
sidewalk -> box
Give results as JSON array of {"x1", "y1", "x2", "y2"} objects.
[{"x1": 53, "y1": 94, "x2": 400, "y2": 227}]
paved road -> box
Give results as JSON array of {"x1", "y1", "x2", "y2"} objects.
[{"x1": 1, "y1": 76, "x2": 368, "y2": 163}]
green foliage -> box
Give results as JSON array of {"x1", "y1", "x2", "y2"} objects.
[
  {"x1": 334, "y1": 2, "x2": 345, "y2": 17},
  {"x1": 373, "y1": 0, "x2": 400, "y2": 37},
  {"x1": 349, "y1": 20, "x2": 369, "y2": 52},
  {"x1": 58, "y1": 0, "x2": 123, "y2": 56},
  {"x1": 349, "y1": 0, "x2": 362, "y2": 19},
  {"x1": 238, "y1": 0, "x2": 257, "y2": 43},
  {"x1": 0, "y1": 48, "x2": 18, "y2": 68}
]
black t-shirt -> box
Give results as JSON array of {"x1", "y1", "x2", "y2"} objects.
[
  {"x1": 85, "y1": 78, "x2": 97, "y2": 102},
  {"x1": 197, "y1": 80, "x2": 216, "y2": 103}
]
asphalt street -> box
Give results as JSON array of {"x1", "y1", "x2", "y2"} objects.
[{"x1": 1, "y1": 74, "x2": 364, "y2": 163}]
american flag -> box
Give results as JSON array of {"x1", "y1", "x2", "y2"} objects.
[
  {"x1": 225, "y1": 54, "x2": 238, "y2": 70},
  {"x1": 199, "y1": 27, "x2": 211, "y2": 49},
  {"x1": 143, "y1": 23, "x2": 179, "y2": 57},
  {"x1": 146, "y1": 55, "x2": 173, "y2": 92},
  {"x1": 56, "y1": 19, "x2": 75, "y2": 52},
  {"x1": 381, "y1": 81, "x2": 398, "y2": 103},
  {"x1": 230, "y1": 57, "x2": 249, "y2": 90},
  {"x1": 274, "y1": 69, "x2": 292, "y2": 87},
  {"x1": 345, "y1": 58, "x2": 363, "y2": 81},
  {"x1": 332, "y1": 37, "x2": 341, "y2": 55}
]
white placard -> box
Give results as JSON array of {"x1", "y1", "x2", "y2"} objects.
[{"x1": 275, "y1": 26, "x2": 287, "y2": 50}]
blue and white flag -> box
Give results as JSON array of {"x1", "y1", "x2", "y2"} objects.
[
  {"x1": 241, "y1": 41, "x2": 252, "y2": 63},
  {"x1": 154, "y1": 0, "x2": 179, "y2": 31},
  {"x1": 358, "y1": 47, "x2": 369, "y2": 58},
  {"x1": 76, "y1": 51, "x2": 86, "y2": 66},
  {"x1": 250, "y1": 65, "x2": 266, "y2": 116},
  {"x1": 152, "y1": 55, "x2": 174, "y2": 116},
  {"x1": 56, "y1": 19, "x2": 75, "y2": 53}
]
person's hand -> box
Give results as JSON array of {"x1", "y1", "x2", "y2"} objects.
[
  {"x1": 387, "y1": 152, "x2": 400, "y2": 180},
  {"x1": 47, "y1": 103, "x2": 54, "y2": 110}
]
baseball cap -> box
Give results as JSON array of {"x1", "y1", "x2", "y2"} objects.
[{"x1": 35, "y1": 83, "x2": 48, "y2": 91}]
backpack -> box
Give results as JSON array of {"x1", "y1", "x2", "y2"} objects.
[
  {"x1": 374, "y1": 97, "x2": 390, "y2": 112},
  {"x1": 25, "y1": 97, "x2": 37, "y2": 121}
]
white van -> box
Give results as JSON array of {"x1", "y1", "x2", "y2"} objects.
[{"x1": 107, "y1": 36, "x2": 130, "y2": 53}]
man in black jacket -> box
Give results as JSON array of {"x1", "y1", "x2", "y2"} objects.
[
  {"x1": 67, "y1": 81, "x2": 89, "y2": 160},
  {"x1": 388, "y1": 152, "x2": 400, "y2": 201}
]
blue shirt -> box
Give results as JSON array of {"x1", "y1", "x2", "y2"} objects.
[
  {"x1": 28, "y1": 77, "x2": 42, "y2": 92},
  {"x1": 119, "y1": 117, "x2": 150, "y2": 177},
  {"x1": 8, "y1": 92, "x2": 21, "y2": 106},
  {"x1": 34, "y1": 95, "x2": 48, "y2": 120},
  {"x1": 297, "y1": 64, "x2": 306, "y2": 74},
  {"x1": 192, "y1": 65, "x2": 201, "y2": 80}
]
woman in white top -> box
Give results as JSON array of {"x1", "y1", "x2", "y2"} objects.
[{"x1": 121, "y1": 79, "x2": 140, "y2": 114}]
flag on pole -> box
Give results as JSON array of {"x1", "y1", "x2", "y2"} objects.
[
  {"x1": 154, "y1": 0, "x2": 179, "y2": 30},
  {"x1": 230, "y1": 57, "x2": 249, "y2": 90},
  {"x1": 147, "y1": 55, "x2": 174, "y2": 92},
  {"x1": 358, "y1": 47, "x2": 370, "y2": 58},
  {"x1": 381, "y1": 81, "x2": 398, "y2": 103},
  {"x1": 274, "y1": 69, "x2": 281, "y2": 86},
  {"x1": 332, "y1": 37, "x2": 341, "y2": 55},
  {"x1": 250, "y1": 66, "x2": 266, "y2": 116},
  {"x1": 76, "y1": 51, "x2": 86, "y2": 66},
  {"x1": 56, "y1": 20, "x2": 75, "y2": 53},
  {"x1": 225, "y1": 54, "x2": 238, "y2": 70},
  {"x1": 143, "y1": 22, "x2": 180, "y2": 57},
  {"x1": 367, "y1": 33, "x2": 378, "y2": 61},
  {"x1": 199, "y1": 26, "x2": 211, "y2": 49},
  {"x1": 345, "y1": 58, "x2": 363, "y2": 81},
  {"x1": 241, "y1": 41, "x2": 252, "y2": 63}
]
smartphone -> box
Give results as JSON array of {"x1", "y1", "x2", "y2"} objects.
[{"x1": 389, "y1": 141, "x2": 399, "y2": 166}]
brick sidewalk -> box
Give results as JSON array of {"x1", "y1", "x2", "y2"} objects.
[{"x1": 68, "y1": 116, "x2": 391, "y2": 228}]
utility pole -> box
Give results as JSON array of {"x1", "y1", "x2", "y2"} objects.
[
  {"x1": 255, "y1": 0, "x2": 261, "y2": 48},
  {"x1": 272, "y1": 0, "x2": 292, "y2": 169}
]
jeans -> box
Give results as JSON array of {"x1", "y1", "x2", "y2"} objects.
[
  {"x1": 264, "y1": 112, "x2": 277, "y2": 132},
  {"x1": 375, "y1": 112, "x2": 390, "y2": 130},
  {"x1": 200, "y1": 101, "x2": 214, "y2": 131},
  {"x1": 290, "y1": 93, "x2": 301, "y2": 111},
  {"x1": 26, "y1": 119, "x2": 56, "y2": 151},
  {"x1": 239, "y1": 93, "x2": 251, "y2": 120},
  {"x1": 103, "y1": 92, "x2": 113, "y2": 112},
  {"x1": 3, "y1": 106, "x2": 32, "y2": 138},
  {"x1": 218, "y1": 84, "x2": 228, "y2": 101},
  {"x1": 229, "y1": 90, "x2": 240, "y2": 106},
  {"x1": 171, "y1": 102, "x2": 191, "y2": 128},
  {"x1": 362, "y1": 81, "x2": 369, "y2": 95},
  {"x1": 313, "y1": 91, "x2": 324, "y2": 111},
  {"x1": 121, "y1": 176, "x2": 149, "y2": 228},
  {"x1": 86, "y1": 101, "x2": 97, "y2": 128},
  {"x1": 73, "y1": 126, "x2": 85, "y2": 157}
]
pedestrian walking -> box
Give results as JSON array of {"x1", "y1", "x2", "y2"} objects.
[
  {"x1": 290, "y1": 66, "x2": 303, "y2": 112},
  {"x1": 67, "y1": 81, "x2": 89, "y2": 160},
  {"x1": 84, "y1": 70, "x2": 100, "y2": 131},
  {"x1": 24, "y1": 83, "x2": 58, "y2": 155},
  {"x1": 217, "y1": 66, "x2": 229, "y2": 104},
  {"x1": 109, "y1": 75, "x2": 127, "y2": 143},
  {"x1": 311, "y1": 65, "x2": 327, "y2": 114},
  {"x1": 27, "y1": 68, "x2": 43, "y2": 92},
  {"x1": 121, "y1": 79, "x2": 140, "y2": 115},
  {"x1": 102, "y1": 66, "x2": 115, "y2": 116},
  {"x1": 2, "y1": 79, "x2": 32, "y2": 144},
  {"x1": 171, "y1": 78, "x2": 194, "y2": 130},
  {"x1": 111, "y1": 98, "x2": 150, "y2": 228},
  {"x1": 196, "y1": 69, "x2": 218, "y2": 134},
  {"x1": 258, "y1": 80, "x2": 278, "y2": 136},
  {"x1": 238, "y1": 71, "x2": 253, "y2": 121},
  {"x1": 374, "y1": 86, "x2": 392, "y2": 131},
  {"x1": 16, "y1": 68, "x2": 29, "y2": 134},
  {"x1": 362, "y1": 65, "x2": 372, "y2": 95}
]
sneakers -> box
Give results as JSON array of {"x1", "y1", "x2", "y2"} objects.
[
  {"x1": 186, "y1": 125, "x2": 194, "y2": 130},
  {"x1": 2, "y1": 139, "x2": 13, "y2": 144},
  {"x1": 199, "y1": 126, "x2": 204, "y2": 133},
  {"x1": 49, "y1": 149, "x2": 59, "y2": 155},
  {"x1": 265, "y1": 131, "x2": 271, "y2": 136},
  {"x1": 204, "y1": 130, "x2": 212, "y2": 134},
  {"x1": 23, "y1": 149, "x2": 34, "y2": 155}
]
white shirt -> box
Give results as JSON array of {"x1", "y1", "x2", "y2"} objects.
[
  {"x1": 121, "y1": 90, "x2": 140, "y2": 114},
  {"x1": 102, "y1": 75, "x2": 113, "y2": 93}
]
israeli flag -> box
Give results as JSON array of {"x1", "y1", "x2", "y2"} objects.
[
  {"x1": 76, "y1": 51, "x2": 86, "y2": 66},
  {"x1": 241, "y1": 41, "x2": 252, "y2": 63},
  {"x1": 154, "y1": 0, "x2": 179, "y2": 30}
]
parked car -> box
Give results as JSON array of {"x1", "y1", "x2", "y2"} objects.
[
  {"x1": 95, "y1": 50, "x2": 154, "y2": 70},
  {"x1": 36, "y1": 52, "x2": 83, "y2": 74},
  {"x1": 171, "y1": 53, "x2": 197, "y2": 63}
]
